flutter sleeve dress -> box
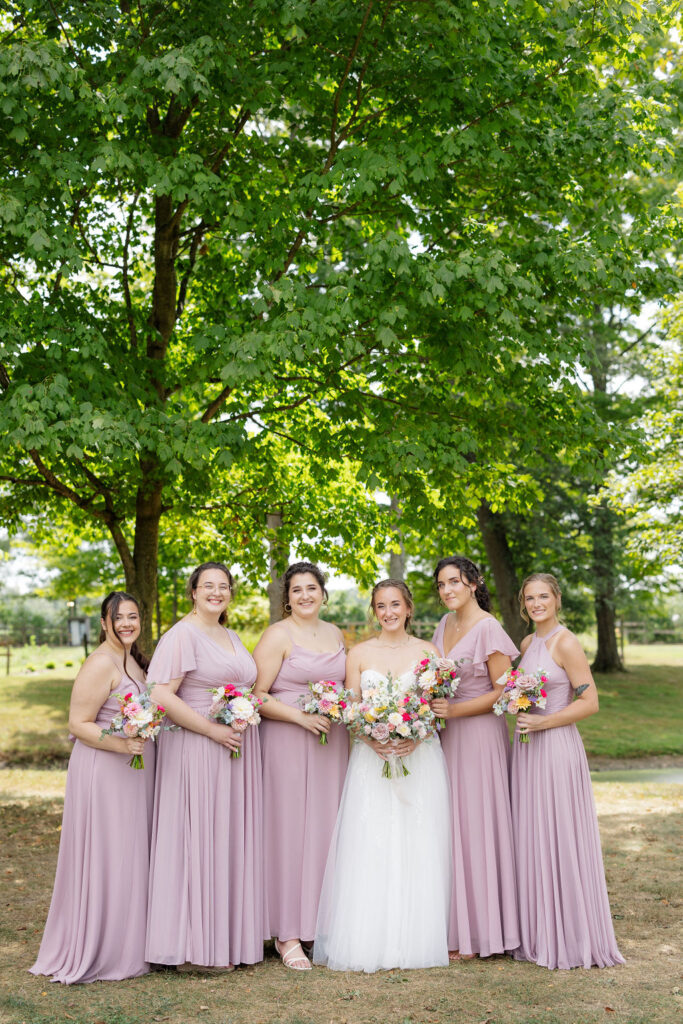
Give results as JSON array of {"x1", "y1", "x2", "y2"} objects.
[
  {"x1": 260, "y1": 640, "x2": 347, "y2": 944},
  {"x1": 511, "y1": 625, "x2": 625, "y2": 969},
  {"x1": 145, "y1": 619, "x2": 265, "y2": 967},
  {"x1": 30, "y1": 668, "x2": 154, "y2": 984},
  {"x1": 433, "y1": 613, "x2": 520, "y2": 957}
]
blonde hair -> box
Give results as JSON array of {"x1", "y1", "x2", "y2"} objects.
[
  {"x1": 518, "y1": 572, "x2": 562, "y2": 624},
  {"x1": 370, "y1": 578, "x2": 414, "y2": 632}
]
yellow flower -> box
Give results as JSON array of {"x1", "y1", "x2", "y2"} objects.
[
  {"x1": 419, "y1": 704, "x2": 430, "y2": 716},
  {"x1": 328, "y1": 705, "x2": 340, "y2": 719},
  {"x1": 517, "y1": 695, "x2": 531, "y2": 710},
  {"x1": 364, "y1": 711, "x2": 376, "y2": 723}
]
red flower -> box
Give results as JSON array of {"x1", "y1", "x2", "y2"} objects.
[
  {"x1": 540, "y1": 689, "x2": 547, "y2": 698},
  {"x1": 402, "y1": 712, "x2": 411, "y2": 722}
]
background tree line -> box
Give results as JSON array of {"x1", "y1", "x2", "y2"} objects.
[{"x1": 0, "y1": 0, "x2": 681, "y2": 665}]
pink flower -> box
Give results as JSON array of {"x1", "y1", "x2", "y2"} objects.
[
  {"x1": 371, "y1": 722, "x2": 390, "y2": 741},
  {"x1": 540, "y1": 689, "x2": 547, "y2": 698},
  {"x1": 232, "y1": 719, "x2": 249, "y2": 732},
  {"x1": 122, "y1": 720, "x2": 138, "y2": 737}
]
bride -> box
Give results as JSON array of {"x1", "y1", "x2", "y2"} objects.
[{"x1": 313, "y1": 579, "x2": 452, "y2": 972}]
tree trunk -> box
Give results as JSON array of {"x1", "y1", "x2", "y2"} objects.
[
  {"x1": 591, "y1": 502, "x2": 624, "y2": 672},
  {"x1": 388, "y1": 494, "x2": 405, "y2": 580},
  {"x1": 476, "y1": 501, "x2": 526, "y2": 647},
  {"x1": 128, "y1": 468, "x2": 164, "y2": 652},
  {"x1": 266, "y1": 512, "x2": 286, "y2": 624}
]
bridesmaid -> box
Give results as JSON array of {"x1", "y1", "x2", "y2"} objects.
[
  {"x1": 511, "y1": 573, "x2": 624, "y2": 969},
  {"x1": 253, "y1": 561, "x2": 347, "y2": 971},
  {"x1": 431, "y1": 556, "x2": 520, "y2": 960},
  {"x1": 30, "y1": 591, "x2": 154, "y2": 984},
  {"x1": 146, "y1": 561, "x2": 265, "y2": 969}
]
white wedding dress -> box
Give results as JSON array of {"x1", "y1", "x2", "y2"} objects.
[{"x1": 313, "y1": 668, "x2": 452, "y2": 972}]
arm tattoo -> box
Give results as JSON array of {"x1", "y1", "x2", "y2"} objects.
[{"x1": 574, "y1": 684, "x2": 589, "y2": 697}]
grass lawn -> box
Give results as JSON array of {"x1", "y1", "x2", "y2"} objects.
[
  {"x1": 1, "y1": 644, "x2": 680, "y2": 766},
  {"x1": 0, "y1": 771, "x2": 680, "y2": 1024}
]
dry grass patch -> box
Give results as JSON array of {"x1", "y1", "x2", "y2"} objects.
[{"x1": 0, "y1": 774, "x2": 680, "y2": 1024}]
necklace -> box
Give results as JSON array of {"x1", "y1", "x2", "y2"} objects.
[{"x1": 376, "y1": 637, "x2": 412, "y2": 649}]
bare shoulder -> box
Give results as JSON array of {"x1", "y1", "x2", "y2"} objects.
[
  {"x1": 519, "y1": 634, "x2": 534, "y2": 655},
  {"x1": 347, "y1": 637, "x2": 376, "y2": 663},
  {"x1": 74, "y1": 649, "x2": 118, "y2": 690},
  {"x1": 255, "y1": 621, "x2": 290, "y2": 650},
  {"x1": 412, "y1": 638, "x2": 439, "y2": 658},
  {"x1": 555, "y1": 627, "x2": 585, "y2": 656}
]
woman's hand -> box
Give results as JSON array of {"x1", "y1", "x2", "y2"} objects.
[
  {"x1": 516, "y1": 712, "x2": 546, "y2": 736},
  {"x1": 389, "y1": 737, "x2": 418, "y2": 757},
  {"x1": 122, "y1": 736, "x2": 146, "y2": 755},
  {"x1": 430, "y1": 698, "x2": 452, "y2": 720},
  {"x1": 208, "y1": 721, "x2": 243, "y2": 753},
  {"x1": 297, "y1": 711, "x2": 331, "y2": 737}
]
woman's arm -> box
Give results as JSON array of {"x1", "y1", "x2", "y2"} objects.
[
  {"x1": 517, "y1": 631, "x2": 599, "y2": 735},
  {"x1": 69, "y1": 655, "x2": 145, "y2": 756},
  {"x1": 149, "y1": 677, "x2": 243, "y2": 753},
  {"x1": 432, "y1": 651, "x2": 512, "y2": 721},
  {"x1": 252, "y1": 625, "x2": 330, "y2": 736}
]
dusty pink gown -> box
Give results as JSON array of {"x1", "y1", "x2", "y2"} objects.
[
  {"x1": 145, "y1": 619, "x2": 265, "y2": 966},
  {"x1": 511, "y1": 625, "x2": 625, "y2": 969},
  {"x1": 30, "y1": 668, "x2": 154, "y2": 984},
  {"x1": 260, "y1": 640, "x2": 347, "y2": 942},
  {"x1": 433, "y1": 613, "x2": 520, "y2": 956}
]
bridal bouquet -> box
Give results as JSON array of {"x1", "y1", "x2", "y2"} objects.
[
  {"x1": 492, "y1": 668, "x2": 549, "y2": 743},
  {"x1": 343, "y1": 674, "x2": 436, "y2": 778},
  {"x1": 299, "y1": 679, "x2": 353, "y2": 744},
  {"x1": 99, "y1": 686, "x2": 170, "y2": 769},
  {"x1": 209, "y1": 683, "x2": 264, "y2": 758},
  {"x1": 413, "y1": 652, "x2": 462, "y2": 729}
]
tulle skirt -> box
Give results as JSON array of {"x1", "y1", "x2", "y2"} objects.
[{"x1": 314, "y1": 737, "x2": 451, "y2": 972}]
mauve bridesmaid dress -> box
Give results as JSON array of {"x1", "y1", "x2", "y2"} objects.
[
  {"x1": 145, "y1": 619, "x2": 265, "y2": 966},
  {"x1": 433, "y1": 614, "x2": 520, "y2": 956},
  {"x1": 511, "y1": 625, "x2": 625, "y2": 969},
  {"x1": 260, "y1": 640, "x2": 347, "y2": 943},
  {"x1": 30, "y1": 670, "x2": 154, "y2": 984}
]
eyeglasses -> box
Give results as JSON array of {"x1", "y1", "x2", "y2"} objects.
[{"x1": 198, "y1": 584, "x2": 231, "y2": 593}]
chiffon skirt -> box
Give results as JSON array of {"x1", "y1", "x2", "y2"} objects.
[
  {"x1": 314, "y1": 738, "x2": 451, "y2": 972},
  {"x1": 30, "y1": 741, "x2": 154, "y2": 984},
  {"x1": 145, "y1": 725, "x2": 265, "y2": 966},
  {"x1": 511, "y1": 722, "x2": 625, "y2": 969}
]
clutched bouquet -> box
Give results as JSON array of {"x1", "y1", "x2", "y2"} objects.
[
  {"x1": 492, "y1": 667, "x2": 549, "y2": 742},
  {"x1": 100, "y1": 686, "x2": 173, "y2": 769},
  {"x1": 413, "y1": 652, "x2": 462, "y2": 729},
  {"x1": 208, "y1": 683, "x2": 264, "y2": 757},
  {"x1": 299, "y1": 679, "x2": 354, "y2": 744},
  {"x1": 343, "y1": 673, "x2": 437, "y2": 779}
]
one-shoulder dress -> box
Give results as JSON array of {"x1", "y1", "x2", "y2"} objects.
[
  {"x1": 260, "y1": 640, "x2": 347, "y2": 943},
  {"x1": 433, "y1": 614, "x2": 520, "y2": 956},
  {"x1": 511, "y1": 625, "x2": 624, "y2": 969},
  {"x1": 145, "y1": 619, "x2": 265, "y2": 966},
  {"x1": 30, "y1": 670, "x2": 154, "y2": 984},
  {"x1": 314, "y1": 668, "x2": 451, "y2": 972}
]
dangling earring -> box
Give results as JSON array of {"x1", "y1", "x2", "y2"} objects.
[{"x1": 192, "y1": 601, "x2": 198, "y2": 615}]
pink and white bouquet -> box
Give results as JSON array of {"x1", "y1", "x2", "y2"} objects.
[
  {"x1": 100, "y1": 686, "x2": 169, "y2": 769},
  {"x1": 413, "y1": 652, "x2": 462, "y2": 729},
  {"x1": 343, "y1": 673, "x2": 437, "y2": 778},
  {"x1": 299, "y1": 679, "x2": 353, "y2": 744},
  {"x1": 492, "y1": 667, "x2": 549, "y2": 743},
  {"x1": 208, "y1": 683, "x2": 264, "y2": 758}
]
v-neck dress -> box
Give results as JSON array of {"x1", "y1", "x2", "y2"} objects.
[
  {"x1": 145, "y1": 619, "x2": 265, "y2": 966},
  {"x1": 30, "y1": 667, "x2": 154, "y2": 984},
  {"x1": 511, "y1": 626, "x2": 624, "y2": 969},
  {"x1": 432, "y1": 614, "x2": 520, "y2": 956},
  {"x1": 260, "y1": 640, "x2": 347, "y2": 943}
]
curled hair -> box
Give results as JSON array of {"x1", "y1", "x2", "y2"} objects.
[
  {"x1": 281, "y1": 561, "x2": 328, "y2": 617},
  {"x1": 187, "y1": 562, "x2": 234, "y2": 626},
  {"x1": 99, "y1": 591, "x2": 149, "y2": 676},
  {"x1": 370, "y1": 578, "x2": 415, "y2": 632},
  {"x1": 433, "y1": 555, "x2": 491, "y2": 612},
  {"x1": 518, "y1": 572, "x2": 562, "y2": 623}
]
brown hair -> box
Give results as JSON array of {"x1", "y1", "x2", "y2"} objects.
[
  {"x1": 99, "y1": 591, "x2": 149, "y2": 676},
  {"x1": 370, "y1": 578, "x2": 415, "y2": 632},
  {"x1": 281, "y1": 561, "x2": 328, "y2": 617},
  {"x1": 433, "y1": 555, "x2": 492, "y2": 612},
  {"x1": 518, "y1": 572, "x2": 562, "y2": 623},
  {"x1": 186, "y1": 562, "x2": 234, "y2": 626}
]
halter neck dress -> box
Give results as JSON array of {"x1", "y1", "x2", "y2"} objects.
[
  {"x1": 145, "y1": 619, "x2": 265, "y2": 966},
  {"x1": 30, "y1": 663, "x2": 154, "y2": 983},
  {"x1": 511, "y1": 625, "x2": 624, "y2": 969},
  {"x1": 260, "y1": 638, "x2": 347, "y2": 943},
  {"x1": 432, "y1": 613, "x2": 520, "y2": 956}
]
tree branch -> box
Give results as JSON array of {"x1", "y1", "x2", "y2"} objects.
[{"x1": 122, "y1": 192, "x2": 140, "y2": 347}]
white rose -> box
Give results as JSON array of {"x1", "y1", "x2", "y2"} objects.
[
  {"x1": 388, "y1": 712, "x2": 403, "y2": 727},
  {"x1": 230, "y1": 696, "x2": 256, "y2": 719},
  {"x1": 396, "y1": 723, "x2": 411, "y2": 737}
]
